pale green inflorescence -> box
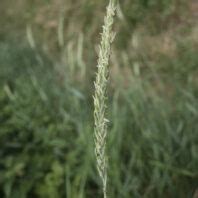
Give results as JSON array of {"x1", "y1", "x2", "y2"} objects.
[{"x1": 93, "y1": 0, "x2": 117, "y2": 198}]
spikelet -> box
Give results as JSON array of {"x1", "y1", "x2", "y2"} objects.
[{"x1": 93, "y1": 0, "x2": 117, "y2": 198}]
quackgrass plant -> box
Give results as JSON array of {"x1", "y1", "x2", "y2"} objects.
[{"x1": 93, "y1": 0, "x2": 117, "y2": 197}]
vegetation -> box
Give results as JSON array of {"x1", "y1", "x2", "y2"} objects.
[
  {"x1": 94, "y1": 1, "x2": 117, "y2": 197},
  {"x1": 0, "y1": 0, "x2": 197, "y2": 197}
]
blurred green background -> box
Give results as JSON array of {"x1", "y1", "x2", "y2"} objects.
[{"x1": 0, "y1": 0, "x2": 198, "y2": 197}]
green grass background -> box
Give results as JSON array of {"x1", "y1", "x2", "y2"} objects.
[{"x1": 0, "y1": 0, "x2": 198, "y2": 197}]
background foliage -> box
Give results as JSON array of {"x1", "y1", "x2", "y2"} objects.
[{"x1": 0, "y1": 0, "x2": 198, "y2": 197}]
